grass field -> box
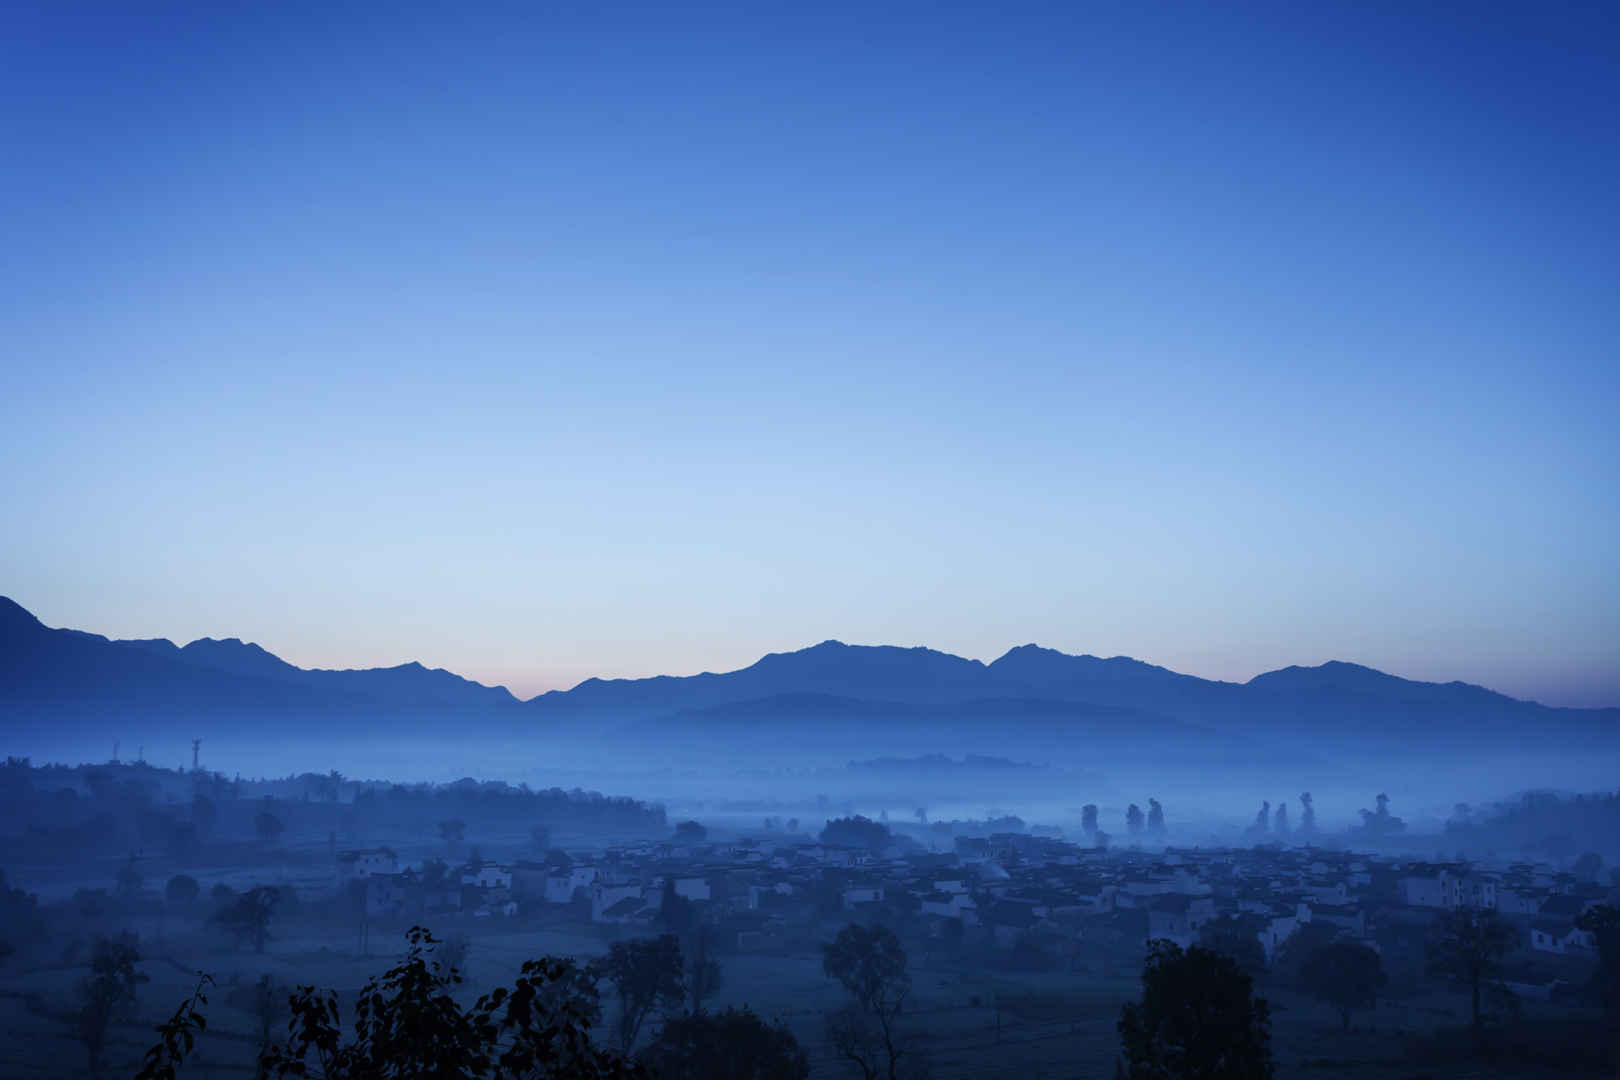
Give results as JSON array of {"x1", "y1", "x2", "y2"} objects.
[{"x1": 2, "y1": 906, "x2": 1606, "y2": 1080}]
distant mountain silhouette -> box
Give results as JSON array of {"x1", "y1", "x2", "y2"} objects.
[
  {"x1": 2, "y1": 596, "x2": 1612, "y2": 756},
  {"x1": 1, "y1": 596, "x2": 515, "y2": 716}
]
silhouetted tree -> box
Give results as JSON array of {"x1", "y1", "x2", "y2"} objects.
[
  {"x1": 820, "y1": 816, "x2": 890, "y2": 851},
  {"x1": 1273, "y1": 802, "x2": 1289, "y2": 835},
  {"x1": 685, "y1": 926, "x2": 723, "y2": 1016},
  {"x1": 1299, "y1": 792, "x2": 1316, "y2": 834},
  {"x1": 1355, "y1": 793, "x2": 1405, "y2": 837},
  {"x1": 116, "y1": 854, "x2": 143, "y2": 907},
  {"x1": 602, "y1": 935, "x2": 686, "y2": 1051},
  {"x1": 673, "y1": 820, "x2": 708, "y2": 842},
  {"x1": 252, "y1": 927, "x2": 642, "y2": 1078},
  {"x1": 164, "y1": 874, "x2": 200, "y2": 910},
  {"x1": 1298, "y1": 943, "x2": 1385, "y2": 1030},
  {"x1": 190, "y1": 793, "x2": 217, "y2": 837},
  {"x1": 1575, "y1": 904, "x2": 1620, "y2": 1016},
  {"x1": 214, "y1": 885, "x2": 278, "y2": 953},
  {"x1": 639, "y1": 1006, "x2": 808, "y2": 1080},
  {"x1": 439, "y1": 817, "x2": 467, "y2": 854},
  {"x1": 1252, "y1": 801, "x2": 1271, "y2": 836},
  {"x1": 1126, "y1": 804, "x2": 1145, "y2": 836},
  {"x1": 1117, "y1": 940, "x2": 1273, "y2": 1080},
  {"x1": 1429, "y1": 906, "x2": 1514, "y2": 1035},
  {"x1": 254, "y1": 805, "x2": 284, "y2": 847},
  {"x1": 76, "y1": 933, "x2": 149, "y2": 1078},
  {"x1": 1082, "y1": 804, "x2": 1100, "y2": 838},
  {"x1": 823, "y1": 922, "x2": 909, "y2": 1080},
  {"x1": 1197, "y1": 915, "x2": 1268, "y2": 979},
  {"x1": 1147, "y1": 799, "x2": 1165, "y2": 835}
]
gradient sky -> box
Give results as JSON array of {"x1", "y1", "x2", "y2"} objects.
[{"x1": 3, "y1": 2, "x2": 1617, "y2": 707}]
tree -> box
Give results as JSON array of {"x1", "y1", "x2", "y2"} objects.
[
  {"x1": 823, "y1": 922, "x2": 910, "y2": 1080},
  {"x1": 1298, "y1": 943, "x2": 1386, "y2": 1031},
  {"x1": 214, "y1": 885, "x2": 278, "y2": 953},
  {"x1": 190, "y1": 793, "x2": 218, "y2": 838},
  {"x1": 1126, "y1": 804, "x2": 1145, "y2": 836},
  {"x1": 254, "y1": 806, "x2": 284, "y2": 847},
  {"x1": 640, "y1": 1006, "x2": 809, "y2": 1080},
  {"x1": 439, "y1": 817, "x2": 468, "y2": 854},
  {"x1": 1196, "y1": 916, "x2": 1268, "y2": 979},
  {"x1": 602, "y1": 935, "x2": 686, "y2": 1051},
  {"x1": 248, "y1": 927, "x2": 642, "y2": 1078},
  {"x1": 1573, "y1": 851, "x2": 1604, "y2": 882},
  {"x1": 1575, "y1": 904, "x2": 1620, "y2": 1016},
  {"x1": 165, "y1": 874, "x2": 200, "y2": 909},
  {"x1": 1082, "y1": 804, "x2": 1100, "y2": 838},
  {"x1": 685, "y1": 926, "x2": 723, "y2": 1016},
  {"x1": 1117, "y1": 940, "x2": 1273, "y2": 1080},
  {"x1": 1251, "y1": 801, "x2": 1271, "y2": 836},
  {"x1": 820, "y1": 816, "x2": 890, "y2": 852},
  {"x1": 1273, "y1": 802, "x2": 1289, "y2": 835},
  {"x1": 77, "y1": 933, "x2": 149, "y2": 1078},
  {"x1": 673, "y1": 820, "x2": 708, "y2": 842},
  {"x1": 1355, "y1": 793, "x2": 1405, "y2": 838},
  {"x1": 1428, "y1": 906, "x2": 1515, "y2": 1035},
  {"x1": 1147, "y1": 799, "x2": 1165, "y2": 835},
  {"x1": 1299, "y1": 792, "x2": 1316, "y2": 834},
  {"x1": 116, "y1": 854, "x2": 144, "y2": 906}
]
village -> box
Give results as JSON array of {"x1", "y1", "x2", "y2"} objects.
[{"x1": 335, "y1": 819, "x2": 1611, "y2": 1001}]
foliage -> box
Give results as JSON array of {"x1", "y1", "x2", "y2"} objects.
[
  {"x1": 1082, "y1": 805, "x2": 1099, "y2": 836},
  {"x1": 440, "y1": 817, "x2": 468, "y2": 849},
  {"x1": 76, "y1": 932, "x2": 149, "y2": 1078},
  {"x1": 819, "y1": 815, "x2": 890, "y2": 851},
  {"x1": 601, "y1": 934, "x2": 686, "y2": 1051},
  {"x1": 673, "y1": 820, "x2": 708, "y2": 842},
  {"x1": 1298, "y1": 942, "x2": 1386, "y2": 1030},
  {"x1": 1117, "y1": 940, "x2": 1274, "y2": 1080},
  {"x1": 639, "y1": 1006, "x2": 809, "y2": 1080},
  {"x1": 1353, "y1": 793, "x2": 1405, "y2": 838},
  {"x1": 213, "y1": 884, "x2": 279, "y2": 953},
  {"x1": 1196, "y1": 915, "x2": 1268, "y2": 979},
  {"x1": 255, "y1": 805, "x2": 285, "y2": 846},
  {"x1": 1298, "y1": 792, "x2": 1315, "y2": 834},
  {"x1": 255, "y1": 926, "x2": 644, "y2": 1079},
  {"x1": 134, "y1": 973, "x2": 211, "y2": 1080},
  {"x1": 142, "y1": 928, "x2": 642, "y2": 1079},
  {"x1": 1147, "y1": 799, "x2": 1165, "y2": 835},
  {"x1": 1428, "y1": 906, "x2": 1515, "y2": 1033},
  {"x1": 1126, "y1": 805, "x2": 1145, "y2": 836},
  {"x1": 824, "y1": 922, "x2": 910, "y2": 1080},
  {"x1": 1575, "y1": 904, "x2": 1620, "y2": 1015},
  {"x1": 164, "y1": 874, "x2": 200, "y2": 908}
]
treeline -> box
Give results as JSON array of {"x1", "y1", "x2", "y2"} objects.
[
  {"x1": 1446, "y1": 789, "x2": 1620, "y2": 867},
  {"x1": 0, "y1": 758, "x2": 665, "y2": 866}
]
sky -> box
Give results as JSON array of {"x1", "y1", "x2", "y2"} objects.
[{"x1": 2, "y1": 2, "x2": 1617, "y2": 708}]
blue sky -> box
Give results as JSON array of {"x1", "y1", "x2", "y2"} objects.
[{"x1": 3, "y1": 2, "x2": 1617, "y2": 706}]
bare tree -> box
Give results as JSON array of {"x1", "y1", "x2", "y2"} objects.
[{"x1": 823, "y1": 923, "x2": 910, "y2": 1080}]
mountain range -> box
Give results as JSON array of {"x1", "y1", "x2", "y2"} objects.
[{"x1": 1, "y1": 596, "x2": 1612, "y2": 757}]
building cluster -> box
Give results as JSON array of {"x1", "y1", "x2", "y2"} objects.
[{"x1": 332, "y1": 832, "x2": 1612, "y2": 977}]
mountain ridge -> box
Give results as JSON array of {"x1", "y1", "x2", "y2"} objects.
[{"x1": 2, "y1": 597, "x2": 1612, "y2": 740}]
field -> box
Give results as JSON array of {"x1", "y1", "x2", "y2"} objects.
[{"x1": 1, "y1": 902, "x2": 1600, "y2": 1080}]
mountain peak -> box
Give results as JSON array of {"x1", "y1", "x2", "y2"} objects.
[{"x1": 0, "y1": 596, "x2": 43, "y2": 635}]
